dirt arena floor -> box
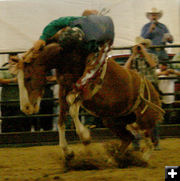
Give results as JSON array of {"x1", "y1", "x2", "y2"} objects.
[{"x1": 0, "y1": 138, "x2": 180, "y2": 181}]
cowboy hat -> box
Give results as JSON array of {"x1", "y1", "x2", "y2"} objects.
[
  {"x1": 146, "y1": 7, "x2": 163, "y2": 19},
  {"x1": 82, "y1": 9, "x2": 98, "y2": 16},
  {"x1": 135, "y1": 36, "x2": 152, "y2": 48}
]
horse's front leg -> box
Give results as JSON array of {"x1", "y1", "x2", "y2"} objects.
[
  {"x1": 141, "y1": 129, "x2": 154, "y2": 161},
  {"x1": 68, "y1": 99, "x2": 91, "y2": 145},
  {"x1": 58, "y1": 88, "x2": 74, "y2": 159},
  {"x1": 58, "y1": 112, "x2": 74, "y2": 160}
]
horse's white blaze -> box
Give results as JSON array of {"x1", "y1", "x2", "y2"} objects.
[
  {"x1": 17, "y1": 69, "x2": 42, "y2": 114},
  {"x1": 17, "y1": 70, "x2": 34, "y2": 114},
  {"x1": 35, "y1": 97, "x2": 41, "y2": 113}
]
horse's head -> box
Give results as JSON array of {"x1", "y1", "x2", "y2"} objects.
[
  {"x1": 8, "y1": 27, "x2": 87, "y2": 114},
  {"x1": 9, "y1": 51, "x2": 47, "y2": 114}
]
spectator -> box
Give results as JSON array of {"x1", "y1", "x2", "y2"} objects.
[
  {"x1": 124, "y1": 36, "x2": 161, "y2": 150},
  {"x1": 171, "y1": 52, "x2": 180, "y2": 70},
  {"x1": 0, "y1": 54, "x2": 31, "y2": 132},
  {"x1": 124, "y1": 36, "x2": 158, "y2": 87},
  {"x1": 156, "y1": 62, "x2": 180, "y2": 124},
  {"x1": 0, "y1": 63, "x2": 16, "y2": 133},
  {"x1": 171, "y1": 52, "x2": 180, "y2": 122},
  {"x1": 141, "y1": 7, "x2": 173, "y2": 61}
]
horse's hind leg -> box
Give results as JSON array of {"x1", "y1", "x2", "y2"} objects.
[
  {"x1": 126, "y1": 122, "x2": 153, "y2": 161},
  {"x1": 69, "y1": 100, "x2": 91, "y2": 145},
  {"x1": 103, "y1": 118, "x2": 135, "y2": 155}
]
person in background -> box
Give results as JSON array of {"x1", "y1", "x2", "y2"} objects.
[
  {"x1": 1, "y1": 54, "x2": 31, "y2": 132},
  {"x1": 0, "y1": 80, "x2": 17, "y2": 133},
  {"x1": 0, "y1": 58, "x2": 17, "y2": 133},
  {"x1": 171, "y1": 52, "x2": 180, "y2": 70},
  {"x1": 171, "y1": 52, "x2": 180, "y2": 122},
  {"x1": 141, "y1": 7, "x2": 173, "y2": 61},
  {"x1": 156, "y1": 62, "x2": 180, "y2": 124},
  {"x1": 124, "y1": 36, "x2": 161, "y2": 150},
  {"x1": 124, "y1": 36, "x2": 158, "y2": 87}
]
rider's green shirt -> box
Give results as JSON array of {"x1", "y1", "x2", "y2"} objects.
[
  {"x1": 39, "y1": 15, "x2": 112, "y2": 52},
  {"x1": 40, "y1": 16, "x2": 82, "y2": 41}
]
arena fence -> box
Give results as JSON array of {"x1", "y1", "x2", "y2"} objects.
[
  {"x1": 0, "y1": 44, "x2": 180, "y2": 147},
  {"x1": 0, "y1": 125, "x2": 180, "y2": 148}
]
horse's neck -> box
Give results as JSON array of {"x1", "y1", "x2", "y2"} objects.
[
  {"x1": 37, "y1": 43, "x2": 62, "y2": 70},
  {"x1": 57, "y1": 51, "x2": 87, "y2": 76},
  {"x1": 39, "y1": 43, "x2": 86, "y2": 72}
]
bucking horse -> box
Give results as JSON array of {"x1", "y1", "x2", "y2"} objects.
[{"x1": 9, "y1": 27, "x2": 164, "y2": 162}]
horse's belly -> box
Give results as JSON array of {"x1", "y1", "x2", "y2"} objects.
[{"x1": 82, "y1": 94, "x2": 131, "y2": 117}]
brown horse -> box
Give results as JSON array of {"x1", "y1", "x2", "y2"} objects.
[{"x1": 9, "y1": 27, "x2": 164, "y2": 161}]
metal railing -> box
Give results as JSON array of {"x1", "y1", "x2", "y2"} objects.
[
  {"x1": 0, "y1": 45, "x2": 180, "y2": 118},
  {"x1": 0, "y1": 45, "x2": 179, "y2": 146},
  {"x1": 112, "y1": 44, "x2": 180, "y2": 50}
]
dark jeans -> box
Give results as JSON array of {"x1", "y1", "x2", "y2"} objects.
[
  {"x1": 162, "y1": 103, "x2": 176, "y2": 124},
  {"x1": 151, "y1": 123, "x2": 160, "y2": 146}
]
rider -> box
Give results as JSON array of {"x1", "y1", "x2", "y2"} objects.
[{"x1": 32, "y1": 9, "x2": 114, "y2": 101}]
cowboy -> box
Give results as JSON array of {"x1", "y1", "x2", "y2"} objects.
[
  {"x1": 28, "y1": 9, "x2": 114, "y2": 100},
  {"x1": 141, "y1": 7, "x2": 173, "y2": 61},
  {"x1": 124, "y1": 36, "x2": 158, "y2": 87},
  {"x1": 156, "y1": 62, "x2": 180, "y2": 124}
]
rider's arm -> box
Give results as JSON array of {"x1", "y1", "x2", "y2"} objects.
[
  {"x1": 0, "y1": 77, "x2": 17, "y2": 84},
  {"x1": 140, "y1": 44, "x2": 157, "y2": 68},
  {"x1": 124, "y1": 46, "x2": 138, "y2": 69},
  {"x1": 124, "y1": 54, "x2": 135, "y2": 69}
]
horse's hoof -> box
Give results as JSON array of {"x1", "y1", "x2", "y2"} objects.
[
  {"x1": 142, "y1": 152, "x2": 151, "y2": 162},
  {"x1": 65, "y1": 151, "x2": 75, "y2": 161},
  {"x1": 82, "y1": 139, "x2": 91, "y2": 145}
]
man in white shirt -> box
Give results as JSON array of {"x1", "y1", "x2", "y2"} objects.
[{"x1": 156, "y1": 63, "x2": 180, "y2": 123}]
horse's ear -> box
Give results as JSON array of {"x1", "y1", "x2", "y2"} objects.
[
  {"x1": 8, "y1": 56, "x2": 20, "y2": 75},
  {"x1": 9, "y1": 56, "x2": 20, "y2": 63}
]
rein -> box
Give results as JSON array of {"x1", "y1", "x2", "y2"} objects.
[{"x1": 140, "y1": 78, "x2": 165, "y2": 115}]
